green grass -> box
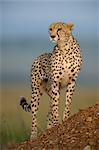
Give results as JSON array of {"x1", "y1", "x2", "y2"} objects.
[{"x1": 0, "y1": 85, "x2": 98, "y2": 147}]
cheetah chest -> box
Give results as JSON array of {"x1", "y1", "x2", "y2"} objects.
[
  {"x1": 60, "y1": 71, "x2": 69, "y2": 88},
  {"x1": 60, "y1": 60, "x2": 70, "y2": 88}
]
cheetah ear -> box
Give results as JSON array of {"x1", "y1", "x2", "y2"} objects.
[{"x1": 65, "y1": 23, "x2": 74, "y2": 31}]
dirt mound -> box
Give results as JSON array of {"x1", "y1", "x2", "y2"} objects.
[{"x1": 9, "y1": 103, "x2": 99, "y2": 150}]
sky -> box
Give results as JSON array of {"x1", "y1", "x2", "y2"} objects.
[
  {"x1": 2, "y1": 0, "x2": 98, "y2": 39},
  {"x1": 1, "y1": 0, "x2": 99, "y2": 88}
]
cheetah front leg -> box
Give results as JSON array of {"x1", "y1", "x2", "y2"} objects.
[
  {"x1": 46, "y1": 87, "x2": 53, "y2": 129},
  {"x1": 47, "y1": 81, "x2": 60, "y2": 127},
  {"x1": 47, "y1": 103, "x2": 53, "y2": 129},
  {"x1": 63, "y1": 80, "x2": 76, "y2": 121}
]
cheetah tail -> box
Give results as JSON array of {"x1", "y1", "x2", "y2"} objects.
[{"x1": 19, "y1": 96, "x2": 31, "y2": 112}]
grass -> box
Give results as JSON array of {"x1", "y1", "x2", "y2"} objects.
[{"x1": 0, "y1": 84, "x2": 98, "y2": 147}]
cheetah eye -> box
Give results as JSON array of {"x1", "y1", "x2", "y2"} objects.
[
  {"x1": 57, "y1": 28, "x2": 62, "y2": 32},
  {"x1": 49, "y1": 28, "x2": 52, "y2": 31}
]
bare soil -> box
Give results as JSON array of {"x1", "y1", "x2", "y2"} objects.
[{"x1": 8, "y1": 103, "x2": 99, "y2": 150}]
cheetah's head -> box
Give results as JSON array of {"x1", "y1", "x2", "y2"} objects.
[{"x1": 49, "y1": 22, "x2": 74, "y2": 43}]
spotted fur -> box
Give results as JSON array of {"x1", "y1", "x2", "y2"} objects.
[{"x1": 20, "y1": 22, "x2": 83, "y2": 140}]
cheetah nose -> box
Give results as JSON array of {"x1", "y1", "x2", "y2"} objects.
[{"x1": 51, "y1": 35, "x2": 55, "y2": 39}]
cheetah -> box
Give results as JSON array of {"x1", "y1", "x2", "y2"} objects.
[{"x1": 20, "y1": 22, "x2": 83, "y2": 140}]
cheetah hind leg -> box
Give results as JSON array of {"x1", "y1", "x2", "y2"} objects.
[{"x1": 30, "y1": 84, "x2": 43, "y2": 140}]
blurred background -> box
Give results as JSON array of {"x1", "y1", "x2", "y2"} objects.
[{"x1": 0, "y1": 0, "x2": 99, "y2": 147}]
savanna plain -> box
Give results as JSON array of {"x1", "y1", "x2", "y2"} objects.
[{"x1": 0, "y1": 84, "x2": 98, "y2": 149}]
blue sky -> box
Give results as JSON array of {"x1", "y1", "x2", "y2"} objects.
[
  {"x1": 2, "y1": 0, "x2": 98, "y2": 39},
  {"x1": 1, "y1": 0, "x2": 99, "y2": 87}
]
